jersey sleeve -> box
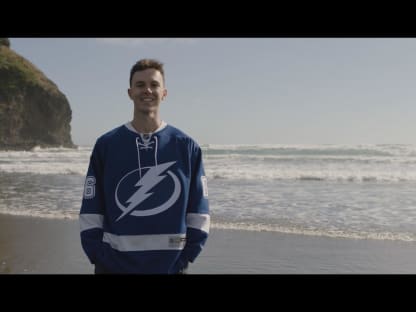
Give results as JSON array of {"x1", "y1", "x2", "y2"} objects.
[
  {"x1": 79, "y1": 141, "x2": 106, "y2": 265},
  {"x1": 180, "y1": 143, "x2": 210, "y2": 264}
]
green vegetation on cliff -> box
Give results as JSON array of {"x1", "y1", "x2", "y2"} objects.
[
  {"x1": 0, "y1": 38, "x2": 75, "y2": 150},
  {"x1": 0, "y1": 38, "x2": 10, "y2": 47},
  {"x1": 0, "y1": 43, "x2": 59, "y2": 100}
]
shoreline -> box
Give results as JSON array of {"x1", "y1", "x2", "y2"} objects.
[{"x1": 1, "y1": 213, "x2": 416, "y2": 274}]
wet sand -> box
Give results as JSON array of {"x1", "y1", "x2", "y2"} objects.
[{"x1": 1, "y1": 213, "x2": 416, "y2": 274}]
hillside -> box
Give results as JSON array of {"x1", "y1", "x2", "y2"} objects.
[{"x1": 0, "y1": 38, "x2": 75, "y2": 150}]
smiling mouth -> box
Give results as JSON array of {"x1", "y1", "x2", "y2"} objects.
[{"x1": 141, "y1": 98, "x2": 156, "y2": 103}]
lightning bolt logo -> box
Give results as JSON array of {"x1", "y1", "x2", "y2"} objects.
[{"x1": 115, "y1": 161, "x2": 179, "y2": 222}]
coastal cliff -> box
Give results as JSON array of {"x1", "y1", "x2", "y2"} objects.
[{"x1": 0, "y1": 38, "x2": 75, "y2": 150}]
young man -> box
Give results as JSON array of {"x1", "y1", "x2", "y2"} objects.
[{"x1": 79, "y1": 59, "x2": 210, "y2": 274}]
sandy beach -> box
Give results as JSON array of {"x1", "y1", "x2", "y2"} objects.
[{"x1": 1, "y1": 213, "x2": 416, "y2": 274}]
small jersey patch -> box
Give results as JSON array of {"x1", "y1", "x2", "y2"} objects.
[
  {"x1": 201, "y1": 176, "x2": 208, "y2": 197},
  {"x1": 169, "y1": 236, "x2": 186, "y2": 248},
  {"x1": 83, "y1": 176, "x2": 96, "y2": 199}
]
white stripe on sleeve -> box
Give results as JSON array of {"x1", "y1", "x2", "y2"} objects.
[
  {"x1": 79, "y1": 213, "x2": 104, "y2": 232},
  {"x1": 186, "y1": 213, "x2": 210, "y2": 233}
]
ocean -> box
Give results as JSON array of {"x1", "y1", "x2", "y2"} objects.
[{"x1": 1, "y1": 144, "x2": 416, "y2": 243}]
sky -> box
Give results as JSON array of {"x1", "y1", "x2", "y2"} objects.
[{"x1": 8, "y1": 38, "x2": 416, "y2": 146}]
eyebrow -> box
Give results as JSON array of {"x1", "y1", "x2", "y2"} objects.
[{"x1": 134, "y1": 80, "x2": 160, "y2": 85}]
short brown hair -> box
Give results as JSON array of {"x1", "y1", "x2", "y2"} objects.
[{"x1": 129, "y1": 58, "x2": 165, "y2": 86}]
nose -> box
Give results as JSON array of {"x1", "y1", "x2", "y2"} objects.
[{"x1": 143, "y1": 87, "x2": 152, "y2": 94}]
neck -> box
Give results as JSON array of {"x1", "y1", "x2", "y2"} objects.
[{"x1": 131, "y1": 113, "x2": 161, "y2": 133}]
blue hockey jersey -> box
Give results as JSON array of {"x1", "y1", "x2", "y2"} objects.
[{"x1": 79, "y1": 122, "x2": 210, "y2": 274}]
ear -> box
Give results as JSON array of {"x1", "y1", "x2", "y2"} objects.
[
  {"x1": 127, "y1": 88, "x2": 133, "y2": 100},
  {"x1": 162, "y1": 88, "x2": 168, "y2": 100}
]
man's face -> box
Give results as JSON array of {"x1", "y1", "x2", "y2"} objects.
[{"x1": 128, "y1": 68, "x2": 167, "y2": 114}]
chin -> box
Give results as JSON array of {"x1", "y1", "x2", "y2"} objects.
[{"x1": 138, "y1": 108, "x2": 158, "y2": 115}]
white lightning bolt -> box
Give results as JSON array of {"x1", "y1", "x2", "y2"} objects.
[{"x1": 116, "y1": 161, "x2": 176, "y2": 222}]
